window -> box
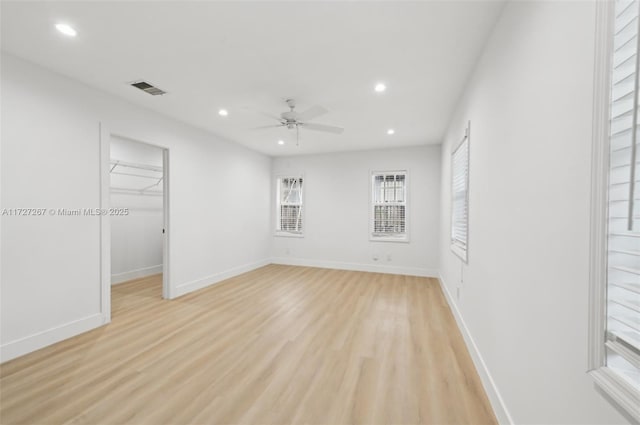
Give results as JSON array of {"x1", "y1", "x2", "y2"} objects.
[
  {"x1": 371, "y1": 171, "x2": 407, "y2": 241},
  {"x1": 276, "y1": 176, "x2": 303, "y2": 236},
  {"x1": 451, "y1": 124, "x2": 470, "y2": 262},
  {"x1": 589, "y1": 1, "x2": 640, "y2": 420}
]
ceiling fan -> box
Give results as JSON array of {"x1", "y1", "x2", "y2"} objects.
[{"x1": 252, "y1": 99, "x2": 344, "y2": 146}]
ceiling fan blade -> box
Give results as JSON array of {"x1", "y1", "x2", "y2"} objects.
[
  {"x1": 250, "y1": 124, "x2": 284, "y2": 130},
  {"x1": 241, "y1": 106, "x2": 282, "y2": 122},
  {"x1": 301, "y1": 122, "x2": 344, "y2": 134},
  {"x1": 297, "y1": 105, "x2": 328, "y2": 121}
]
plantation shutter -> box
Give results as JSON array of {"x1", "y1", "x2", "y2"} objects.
[
  {"x1": 451, "y1": 132, "x2": 469, "y2": 261},
  {"x1": 371, "y1": 171, "x2": 407, "y2": 238},
  {"x1": 277, "y1": 177, "x2": 303, "y2": 234},
  {"x1": 606, "y1": 0, "x2": 640, "y2": 391}
]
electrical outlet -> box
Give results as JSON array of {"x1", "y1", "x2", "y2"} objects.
[
  {"x1": 387, "y1": 253, "x2": 392, "y2": 261},
  {"x1": 285, "y1": 248, "x2": 290, "y2": 256},
  {"x1": 373, "y1": 254, "x2": 379, "y2": 261}
]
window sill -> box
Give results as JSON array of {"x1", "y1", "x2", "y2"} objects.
[
  {"x1": 274, "y1": 232, "x2": 304, "y2": 238},
  {"x1": 590, "y1": 367, "x2": 640, "y2": 422},
  {"x1": 370, "y1": 235, "x2": 409, "y2": 243}
]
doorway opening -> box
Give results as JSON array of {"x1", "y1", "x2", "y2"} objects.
[{"x1": 100, "y1": 130, "x2": 170, "y2": 322}]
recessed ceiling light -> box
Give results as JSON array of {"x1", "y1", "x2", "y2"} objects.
[
  {"x1": 375, "y1": 83, "x2": 386, "y2": 93},
  {"x1": 218, "y1": 109, "x2": 228, "y2": 117},
  {"x1": 277, "y1": 140, "x2": 285, "y2": 145},
  {"x1": 55, "y1": 23, "x2": 77, "y2": 37},
  {"x1": 387, "y1": 129, "x2": 395, "y2": 135}
]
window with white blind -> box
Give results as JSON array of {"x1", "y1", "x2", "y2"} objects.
[
  {"x1": 451, "y1": 125, "x2": 470, "y2": 262},
  {"x1": 589, "y1": 1, "x2": 640, "y2": 420},
  {"x1": 276, "y1": 176, "x2": 304, "y2": 236},
  {"x1": 371, "y1": 171, "x2": 408, "y2": 241}
]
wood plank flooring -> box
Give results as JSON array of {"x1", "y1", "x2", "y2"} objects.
[{"x1": 0, "y1": 265, "x2": 496, "y2": 424}]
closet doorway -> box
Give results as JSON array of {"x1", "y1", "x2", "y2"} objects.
[{"x1": 100, "y1": 130, "x2": 170, "y2": 321}]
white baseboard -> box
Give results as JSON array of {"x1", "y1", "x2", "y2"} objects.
[
  {"x1": 437, "y1": 273, "x2": 513, "y2": 425},
  {"x1": 174, "y1": 258, "x2": 271, "y2": 298},
  {"x1": 271, "y1": 257, "x2": 438, "y2": 277},
  {"x1": 111, "y1": 264, "x2": 163, "y2": 285},
  {"x1": 0, "y1": 313, "x2": 105, "y2": 364}
]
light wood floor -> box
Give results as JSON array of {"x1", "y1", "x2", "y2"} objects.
[{"x1": 0, "y1": 265, "x2": 496, "y2": 425}]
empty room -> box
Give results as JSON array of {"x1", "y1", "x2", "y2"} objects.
[{"x1": 0, "y1": 1, "x2": 638, "y2": 424}]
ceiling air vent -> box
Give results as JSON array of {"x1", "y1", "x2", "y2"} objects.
[{"x1": 130, "y1": 80, "x2": 166, "y2": 96}]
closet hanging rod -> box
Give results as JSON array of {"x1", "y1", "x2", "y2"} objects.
[
  {"x1": 111, "y1": 171, "x2": 163, "y2": 180},
  {"x1": 110, "y1": 187, "x2": 163, "y2": 196},
  {"x1": 110, "y1": 160, "x2": 162, "y2": 173}
]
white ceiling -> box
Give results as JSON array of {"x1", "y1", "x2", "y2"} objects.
[{"x1": 1, "y1": 1, "x2": 504, "y2": 156}]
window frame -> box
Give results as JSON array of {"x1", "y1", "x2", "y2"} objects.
[
  {"x1": 589, "y1": 1, "x2": 640, "y2": 421},
  {"x1": 451, "y1": 123, "x2": 470, "y2": 263},
  {"x1": 369, "y1": 170, "x2": 409, "y2": 243},
  {"x1": 274, "y1": 174, "x2": 305, "y2": 238}
]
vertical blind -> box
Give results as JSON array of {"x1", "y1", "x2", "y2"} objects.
[
  {"x1": 451, "y1": 133, "x2": 469, "y2": 261},
  {"x1": 277, "y1": 177, "x2": 303, "y2": 233},
  {"x1": 372, "y1": 172, "x2": 406, "y2": 237},
  {"x1": 606, "y1": 0, "x2": 640, "y2": 391}
]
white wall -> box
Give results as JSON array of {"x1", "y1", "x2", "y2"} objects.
[
  {"x1": 439, "y1": 2, "x2": 628, "y2": 424},
  {"x1": 110, "y1": 136, "x2": 163, "y2": 284},
  {"x1": 0, "y1": 53, "x2": 272, "y2": 361},
  {"x1": 272, "y1": 145, "x2": 440, "y2": 276}
]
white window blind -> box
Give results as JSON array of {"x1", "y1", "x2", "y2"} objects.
[
  {"x1": 451, "y1": 127, "x2": 469, "y2": 262},
  {"x1": 371, "y1": 171, "x2": 407, "y2": 240},
  {"x1": 276, "y1": 176, "x2": 303, "y2": 235},
  {"x1": 606, "y1": 0, "x2": 640, "y2": 393}
]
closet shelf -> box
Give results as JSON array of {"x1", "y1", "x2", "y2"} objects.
[
  {"x1": 110, "y1": 159, "x2": 162, "y2": 173},
  {"x1": 110, "y1": 187, "x2": 163, "y2": 197},
  {"x1": 110, "y1": 159, "x2": 163, "y2": 196}
]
